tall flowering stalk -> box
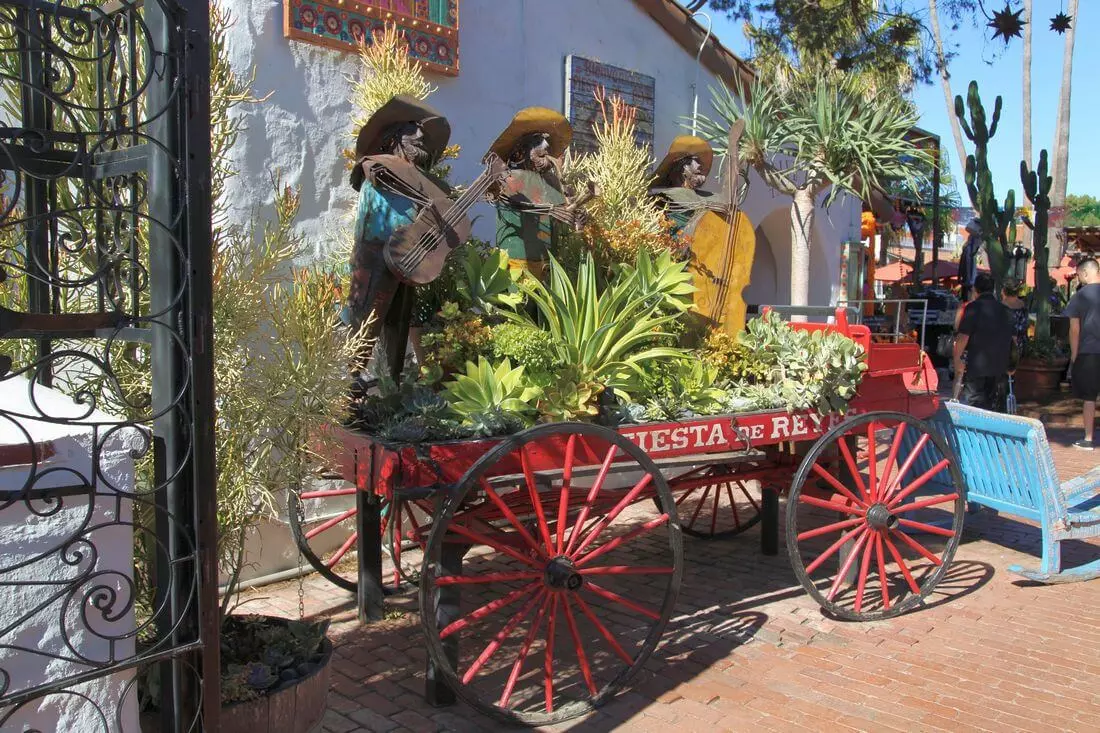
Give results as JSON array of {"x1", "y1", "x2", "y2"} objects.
[
  {"x1": 349, "y1": 22, "x2": 436, "y2": 129},
  {"x1": 569, "y1": 88, "x2": 676, "y2": 267}
]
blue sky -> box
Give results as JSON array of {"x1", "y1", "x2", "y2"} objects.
[{"x1": 706, "y1": 3, "x2": 1097, "y2": 202}]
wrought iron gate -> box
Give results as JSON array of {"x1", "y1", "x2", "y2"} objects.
[{"x1": 0, "y1": 0, "x2": 217, "y2": 729}]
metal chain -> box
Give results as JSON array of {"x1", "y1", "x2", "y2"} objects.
[{"x1": 294, "y1": 483, "x2": 307, "y2": 620}]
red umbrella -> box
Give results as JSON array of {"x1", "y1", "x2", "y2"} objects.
[{"x1": 873, "y1": 259, "x2": 971, "y2": 283}]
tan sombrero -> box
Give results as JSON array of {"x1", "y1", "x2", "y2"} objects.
[
  {"x1": 653, "y1": 135, "x2": 714, "y2": 185},
  {"x1": 488, "y1": 107, "x2": 573, "y2": 161},
  {"x1": 351, "y1": 95, "x2": 450, "y2": 189}
]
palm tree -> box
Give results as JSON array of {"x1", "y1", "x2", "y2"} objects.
[
  {"x1": 696, "y1": 73, "x2": 927, "y2": 307},
  {"x1": 1049, "y1": 0, "x2": 1079, "y2": 268},
  {"x1": 1022, "y1": 0, "x2": 1033, "y2": 170},
  {"x1": 927, "y1": 0, "x2": 970, "y2": 172}
]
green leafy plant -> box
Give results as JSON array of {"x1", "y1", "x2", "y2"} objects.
[
  {"x1": 1021, "y1": 335, "x2": 1069, "y2": 364},
  {"x1": 534, "y1": 367, "x2": 603, "y2": 423},
  {"x1": 726, "y1": 312, "x2": 868, "y2": 414},
  {"x1": 490, "y1": 323, "x2": 561, "y2": 373},
  {"x1": 442, "y1": 357, "x2": 541, "y2": 425},
  {"x1": 502, "y1": 252, "x2": 690, "y2": 398},
  {"x1": 456, "y1": 246, "x2": 524, "y2": 314},
  {"x1": 419, "y1": 301, "x2": 492, "y2": 382},
  {"x1": 613, "y1": 247, "x2": 696, "y2": 314},
  {"x1": 637, "y1": 360, "x2": 729, "y2": 421},
  {"x1": 701, "y1": 330, "x2": 772, "y2": 383}
]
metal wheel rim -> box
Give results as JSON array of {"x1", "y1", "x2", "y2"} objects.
[
  {"x1": 419, "y1": 421, "x2": 684, "y2": 726},
  {"x1": 288, "y1": 487, "x2": 358, "y2": 593},
  {"x1": 786, "y1": 411, "x2": 966, "y2": 622}
]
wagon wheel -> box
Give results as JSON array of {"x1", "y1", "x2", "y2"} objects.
[
  {"x1": 287, "y1": 486, "x2": 431, "y2": 593},
  {"x1": 420, "y1": 422, "x2": 684, "y2": 726},
  {"x1": 668, "y1": 465, "x2": 764, "y2": 539},
  {"x1": 787, "y1": 411, "x2": 965, "y2": 621},
  {"x1": 384, "y1": 497, "x2": 435, "y2": 588}
]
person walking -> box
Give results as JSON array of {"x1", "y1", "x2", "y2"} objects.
[
  {"x1": 1065, "y1": 257, "x2": 1100, "y2": 450},
  {"x1": 952, "y1": 273, "x2": 1015, "y2": 411},
  {"x1": 1002, "y1": 279, "x2": 1030, "y2": 359}
]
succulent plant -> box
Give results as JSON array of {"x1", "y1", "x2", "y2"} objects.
[
  {"x1": 456, "y1": 246, "x2": 524, "y2": 314},
  {"x1": 442, "y1": 357, "x2": 541, "y2": 424},
  {"x1": 490, "y1": 323, "x2": 562, "y2": 373}
]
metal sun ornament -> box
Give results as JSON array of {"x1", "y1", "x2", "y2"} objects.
[
  {"x1": 1050, "y1": 12, "x2": 1073, "y2": 34},
  {"x1": 989, "y1": 2, "x2": 1026, "y2": 43}
]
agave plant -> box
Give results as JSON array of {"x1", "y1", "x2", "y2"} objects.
[
  {"x1": 442, "y1": 357, "x2": 541, "y2": 424},
  {"x1": 611, "y1": 247, "x2": 696, "y2": 314},
  {"x1": 456, "y1": 246, "x2": 524, "y2": 315},
  {"x1": 502, "y1": 252, "x2": 690, "y2": 398}
]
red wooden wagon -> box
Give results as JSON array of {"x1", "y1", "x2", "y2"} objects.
[{"x1": 290, "y1": 308, "x2": 966, "y2": 726}]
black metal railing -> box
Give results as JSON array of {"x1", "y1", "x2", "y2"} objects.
[{"x1": 0, "y1": 0, "x2": 217, "y2": 729}]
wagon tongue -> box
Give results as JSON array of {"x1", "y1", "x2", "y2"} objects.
[{"x1": 545, "y1": 556, "x2": 584, "y2": 591}]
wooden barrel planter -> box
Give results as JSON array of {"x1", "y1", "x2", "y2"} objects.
[
  {"x1": 219, "y1": 636, "x2": 333, "y2": 733},
  {"x1": 140, "y1": 623, "x2": 333, "y2": 733}
]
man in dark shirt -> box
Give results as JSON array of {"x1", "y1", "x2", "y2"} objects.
[
  {"x1": 953, "y1": 273, "x2": 1015, "y2": 411},
  {"x1": 1065, "y1": 257, "x2": 1100, "y2": 450}
]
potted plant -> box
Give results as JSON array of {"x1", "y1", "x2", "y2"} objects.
[{"x1": 1013, "y1": 336, "x2": 1070, "y2": 401}]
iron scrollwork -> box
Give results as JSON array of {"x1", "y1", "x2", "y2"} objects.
[{"x1": 0, "y1": 0, "x2": 214, "y2": 730}]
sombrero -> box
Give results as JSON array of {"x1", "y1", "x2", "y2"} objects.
[
  {"x1": 653, "y1": 135, "x2": 714, "y2": 185},
  {"x1": 488, "y1": 107, "x2": 573, "y2": 161},
  {"x1": 351, "y1": 95, "x2": 450, "y2": 189}
]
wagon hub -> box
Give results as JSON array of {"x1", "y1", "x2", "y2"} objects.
[
  {"x1": 544, "y1": 556, "x2": 583, "y2": 591},
  {"x1": 866, "y1": 503, "x2": 899, "y2": 531}
]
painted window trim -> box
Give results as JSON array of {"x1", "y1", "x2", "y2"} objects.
[{"x1": 283, "y1": 0, "x2": 460, "y2": 76}]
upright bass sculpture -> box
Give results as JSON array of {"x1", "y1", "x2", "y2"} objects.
[{"x1": 650, "y1": 123, "x2": 755, "y2": 335}]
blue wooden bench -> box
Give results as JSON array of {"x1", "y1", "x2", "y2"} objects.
[{"x1": 913, "y1": 403, "x2": 1100, "y2": 583}]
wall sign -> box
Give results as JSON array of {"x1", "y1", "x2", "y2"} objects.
[
  {"x1": 564, "y1": 55, "x2": 655, "y2": 155},
  {"x1": 284, "y1": 0, "x2": 460, "y2": 76}
]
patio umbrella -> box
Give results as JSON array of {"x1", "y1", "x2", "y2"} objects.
[
  {"x1": 1025, "y1": 254, "x2": 1077, "y2": 287},
  {"x1": 874, "y1": 260, "x2": 970, "y2": 283}
]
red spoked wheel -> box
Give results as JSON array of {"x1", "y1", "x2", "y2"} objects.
[
  {"x1": 287, "y1": 486, "x2": 432, "y2": 593},
  {"x1": 419, "y1": 423, "x2": 684, "y2": 726},
  {"x1": 668, "y1": 465, "x2": 764, "y2": 539},
  {"x1": 786, "y1": 412, "x2": 965, "y2": 621}
]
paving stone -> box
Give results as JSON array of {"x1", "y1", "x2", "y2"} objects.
[{"x1": 237, "y1": 399, "x2": 1100, "y2": 733}]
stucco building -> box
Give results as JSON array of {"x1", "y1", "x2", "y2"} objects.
[{"x1": 222, "y1": 0, "x2": 860, "y2": 313}]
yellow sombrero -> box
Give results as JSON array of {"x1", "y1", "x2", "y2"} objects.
[
  {"x1": 653, "y1": 135, "x2": 714, "y2": 185},
  {"x1": 488, "y1": 107, "x2": 573, "y2": 161}
]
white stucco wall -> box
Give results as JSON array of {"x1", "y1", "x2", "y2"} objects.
[
  {"x1": 221, "y1": 0, "x2": 858, "y2": 306},
  {"x1": 0, "y1": 377, "x2": 139, "y2": 733}
]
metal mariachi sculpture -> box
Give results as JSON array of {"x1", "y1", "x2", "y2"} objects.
[
  {"x1": 485, "y1": 107, "x2": 594, "y2": 278},
  {"x1": 649, "y1": 124, "x2": 755, "y2": 335},
  {"x1": 346, "y1": 95, "x2": 506, "y2": 383}
]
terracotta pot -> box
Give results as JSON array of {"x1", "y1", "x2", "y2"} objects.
[
  {"x1": 1013, "y1": 357, "x2": 1069, "y2": 401},
  {"x1": 141, "y1": 635, "x2": 333, "y2": 733}
]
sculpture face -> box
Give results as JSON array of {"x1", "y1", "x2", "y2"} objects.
[
  {"x1": 670, "y1": 155, "x2": 706, "y2": 190},
  {"x1": 381, "y1": 121, "x2": 429, "y2": 167},
  {"x1": 509, "y1": 132, "x2": 554, "y2": 174}
]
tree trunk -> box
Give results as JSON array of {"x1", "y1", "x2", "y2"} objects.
[
  {"x1": 1022, "y1": 0, "x2": 1032, "y2": 169},
  {"x1": 790, "y1": 188, "x2": 814, "y2": 307},
  {"x1": 928, "y1": 0, "x2": 969, "y2": 172},
  {"x1": 1048, "y1": 0, "x2": 1079, "y2": 268}
]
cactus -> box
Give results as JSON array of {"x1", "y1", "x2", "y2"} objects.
[
  {"x1": 1021, "y1": 149, "x2": 1054, "y2": 341},
  {"x1": 956, "y1": 81, "x2": 1016, "y2": 291}
]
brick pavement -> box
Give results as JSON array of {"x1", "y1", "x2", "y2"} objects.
[{"x1": 242, "y1": 424, "x2": 1100, "y2": 733}]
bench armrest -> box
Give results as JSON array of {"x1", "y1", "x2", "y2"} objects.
[{"x1": 1061, "y1": 465, "x2": 1100, "y2": 505}]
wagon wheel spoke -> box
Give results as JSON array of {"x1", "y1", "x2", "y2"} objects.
[
  {"x1": 669, "y1": 469, "x2": 764, "y2": 540},
  {"x1": 787, "y1": 412, "x2": 964, "y2": 621},
  {"x1": 420, "y1": 423, "x2": 682, "y2": 726}
]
